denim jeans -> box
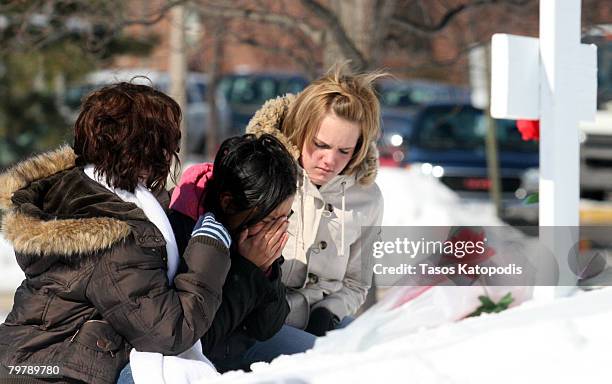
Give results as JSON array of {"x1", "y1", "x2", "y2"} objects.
[
  {"x1": 116, "y1": 363, "x2": 134, "y2": 384},
  {"x1": 215, "y1": 316, "x2": 354, "y2": 372}
]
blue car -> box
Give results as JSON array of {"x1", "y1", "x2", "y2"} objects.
[
  {"x1": 377, "y1": 79, "x2": 471, "y2": 166},
  {"x1": 219, "y1": 73, "x2": 309, "y2": 136},
  {"x1": 401, "y1": 103, "x2": 539, "y2": 221}
]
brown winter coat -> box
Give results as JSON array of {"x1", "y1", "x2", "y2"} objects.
[{"x1": 0, "y1": 146, "x2": 231, "y2": 384}]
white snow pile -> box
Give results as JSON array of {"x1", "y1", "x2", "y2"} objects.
[
  {"x1": 377, "y1": 167, "x2": 504, "y2": 226},
  {"x1": 197, "y1": 168, "x2": 596, "y2": 383},
  {"x1": 205, "y1": 286, "x2": 611, "y2": 384}
]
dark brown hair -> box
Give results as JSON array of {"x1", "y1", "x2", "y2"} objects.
[{"x1": 73, "y1": 82, "x2": 181, "y2": 192}]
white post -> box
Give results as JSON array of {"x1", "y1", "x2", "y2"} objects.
[
  {"x1": 539, "y1": 0, "x2": 581, "y2": 227},
  {"x1": 536, "y1": 0, "x2": 582, "y2": 299},
  {"x1": 491, "y1": 0, "x2": 597, "y2": 299}
]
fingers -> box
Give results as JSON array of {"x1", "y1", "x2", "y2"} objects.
[
  {"x1": 261, "y1": 217, "x2": 286, "y2": 242},
  {"x1": 266, "y1": 219, "x2": 288, "y2": 247},
  {"x1": 276, "y1": 232, "x2": 289, "y2": 258},
  {"x1": 261, "y1": 216, "x2": 278, "y2": 235},
  {"x1": 269, "y1": 231, "x2": 286, "y2": 258},
  {"x1": 267, "y1": 232, "x2": 289, "y2": 269},
  {"x1": 241, "y1": 217, "x2": 290, "y2": 271}
]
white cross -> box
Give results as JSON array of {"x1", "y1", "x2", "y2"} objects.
[{"x1": 490, "y1": 0, "x2": 598, "y2": 299}]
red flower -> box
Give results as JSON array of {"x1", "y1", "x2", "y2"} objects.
[{"x1": 516, "y1": 119, "x2": 540, "y2": 141}]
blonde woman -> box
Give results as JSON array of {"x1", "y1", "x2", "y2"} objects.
[{"x1": 244, "y1": 66, "x2": 385, "y2": 362}]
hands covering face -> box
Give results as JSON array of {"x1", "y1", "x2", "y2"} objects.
[{"x1": 237, "y1": 217, "x2": 289, "y2": 271}]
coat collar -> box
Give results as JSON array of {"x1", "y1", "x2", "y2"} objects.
[
  {"x1": 0, "y1": 146, "x2": 133, "y2": 259},
  {"x1": 296, "y1": 165, "x2": 356, "y2": 201},
  {"x1": 245, "y1": 94, "x2": 380, "y2": 186}
]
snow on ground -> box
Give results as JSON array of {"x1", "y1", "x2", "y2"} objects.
[
  {"x1": 197, "y1": 168, "x2": 601, "y2": 383},
  {"x1": 203, "y1": 287, "x2": 612, "y2": 384},
  {"x1": 377, "y1": 167, "x2": 504, "y2": 226},
  {"x1": 0, "y1": 232, "x2": 21, "y2": 322},
  {"x1": 195, "y1": 168, "x2": 571, "y2": 383},
  {"x1": 0, "y1": 233, "x2": 23, "y2": 291}
]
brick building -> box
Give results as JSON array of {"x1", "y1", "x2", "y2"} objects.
[{"x1": 112, "y1": 1, "x2": 610, "y2": 85}]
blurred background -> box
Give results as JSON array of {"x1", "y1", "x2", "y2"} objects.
[{"x1": 0, "y1": 0, "x2": 611, "y2": 317}]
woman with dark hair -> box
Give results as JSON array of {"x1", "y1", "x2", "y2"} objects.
[
  {"x1": 0, "y1": 82, "x2": 232, "y2": 383},
  {"x1": 167, "y1": 134, "x2": 299, "y2": 373},
  {"x1": 115, "y1": 133, "x2": 299, "y2": 382}
]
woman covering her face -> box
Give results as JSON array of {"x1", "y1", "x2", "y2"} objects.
[
  {"x1": 170, "y1": 134, "x2": 298, "y2": 373},
  {"x1": 116, "y1": 134, "x2": 298, "y2": 381}
]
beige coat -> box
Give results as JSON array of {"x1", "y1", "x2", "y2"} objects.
[{"x1": 247, "y1": 95, "x2": 384, "y2": 328}]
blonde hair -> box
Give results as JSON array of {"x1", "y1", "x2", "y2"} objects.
[{"x1": 281, "y1": 64, "x2": 387, "y2": 176}]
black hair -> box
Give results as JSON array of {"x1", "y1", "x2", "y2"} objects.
[{"x1": 203, "y1": 133, "x2": 297, "y2": 229}]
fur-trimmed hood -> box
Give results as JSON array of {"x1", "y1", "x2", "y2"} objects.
[
  {"x1": 0, "y1": 145, "x2": 77, "y2": 210},
  {"x1": 245, "y1": 94, "x2": 379, "y2": 186},
  {"x1": 0, "y1": 145, "x2": 133, "y2": 260}
]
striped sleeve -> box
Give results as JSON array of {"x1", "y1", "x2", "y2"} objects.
[{"x1": 191, "y1": 212, "x2": 232, "y2": 249}]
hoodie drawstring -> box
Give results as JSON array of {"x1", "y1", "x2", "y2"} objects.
[
  {"x1": 339, "y1": 181, "x2": 346, "y2": 257},
  {"x1": 293, "y1": 172, "x2": 306, "y2": 262}
]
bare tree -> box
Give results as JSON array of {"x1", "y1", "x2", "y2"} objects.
[{"x1": 4, "y1": 0, "x2": 608, "y2": 77}]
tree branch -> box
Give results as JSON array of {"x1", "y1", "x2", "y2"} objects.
[
  {"x1": 395, "y1": 41, "x2": 486, "y2": 75},
  {"x1": 392, "y1": 0, "x2": 532, "y2": 35},
  {"x1": 299, "y1": 0, "x2": 368, "y2": 71},
  {"x1": 370, "y1": 0, "x2": 398, "y2": 67},
  {"x1": 225, "y1": 30, "x2": 320, "y2": 78},
  {"x1": 119, "y1": 0, "x2": 190, "y2": 27},
  {"x1": 193, "y1": 2, "x2": 323, "y2": 44}
]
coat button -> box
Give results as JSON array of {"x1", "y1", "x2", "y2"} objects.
[
  {"x1": 307, "y1": 273, "x2": 319, "y2": 284},
  {"x1": 326, "y1": 203, "x2": 334, "y2": 213},
  {"x1": 320, "y1": 241, "x2": 327, "y2": 250},
  {"x1": 97, "y1": 339, "x2": 109, "y2": 350}
]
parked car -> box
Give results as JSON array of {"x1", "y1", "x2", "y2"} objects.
[
  {"x1": 399, "y1": 103, "x2": 539, "y2": 222},
  {"x1": 377, "y1": 79, "x2": 472, "y2": 111},
  {"x1": 219, "y1": 72, "x2": 309, "y2": 135},
  {"x1": 63, "y1": 69, "x2": 231, "y2": 154},
  {"x1": 377, "y1": 79, "x2": 471, "y2": 166},
  {"x1": 577, "y1": 111, "x2": 612, "y2": 200},
  {"x1": 379, "y1": 110, "x2": 415, "y2": 165},
  {"x1": 518, "y1": 110, "x2": 612, "y2": 202}
]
